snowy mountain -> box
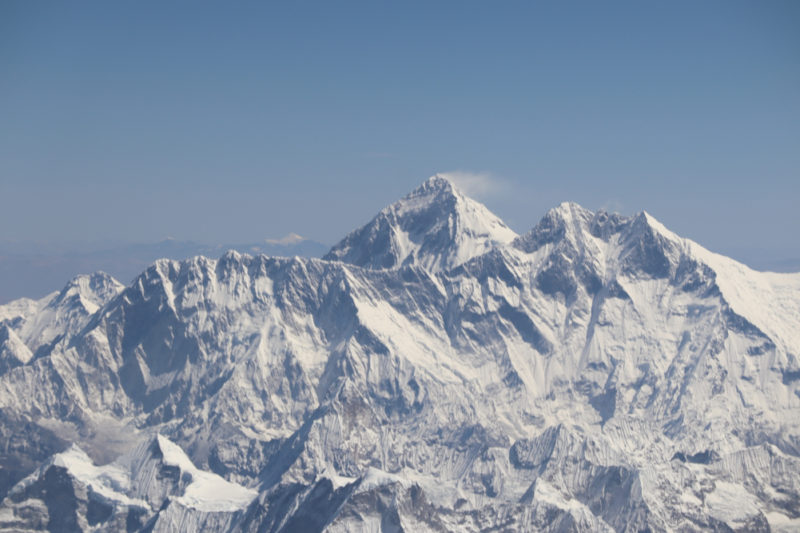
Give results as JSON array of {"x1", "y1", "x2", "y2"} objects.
[
  {"x1": 324, "y1": 175, "x2": 517, "y2": 271},
  {"x1": 0, "y1": 176, "x2": 798, "y2": 531}
]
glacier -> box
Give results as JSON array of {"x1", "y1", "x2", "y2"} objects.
[{"x1": 0, "y1": 175, "x2": 798, "y2": 531}]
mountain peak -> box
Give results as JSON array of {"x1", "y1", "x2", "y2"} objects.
[
  {"x1": 513, "y1": 202, "x2": 595, "y2": 253},
  {"x1": 417, "y1": 173, "x2": 457, "y2": 193},
  {"x1": 324, "y1": 175, "x2": 517, "y2": 271},
  {"x1": 54, "y1": 271, "x2": 123, "y2": 309},
  {"x1": 265, "y1": 232, "x2": 307, "y2": 246},
  {"x1": 630, "y1": 210, "x2": 680, "y2": 242},
  {"x1": 552, "y1": 200, "x2": 588, "y2": 216}
]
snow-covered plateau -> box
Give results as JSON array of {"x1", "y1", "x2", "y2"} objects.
[{"x1": 0, "y1": 175, "x2": 798, "y2": 531}]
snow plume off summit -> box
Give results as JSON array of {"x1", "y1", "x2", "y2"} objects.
[{"x1": 0, "y1": 175, "x2": 799, "y2": 531}]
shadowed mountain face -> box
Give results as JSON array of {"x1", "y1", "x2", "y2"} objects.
[{"x1": 1, "y1": 176, "x2": 799, "y2": 532}]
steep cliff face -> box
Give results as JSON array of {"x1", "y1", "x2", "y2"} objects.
[{"x1": 1, "y1": 177, "x2": 798, "y2": 531}]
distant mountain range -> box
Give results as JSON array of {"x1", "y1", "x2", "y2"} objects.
[
  {"x1": 0, "y1": 237, "x2": 328, "y2": 304},
  {"x1": 0, "y1": 176, "x2": 798, "y2": 531}
]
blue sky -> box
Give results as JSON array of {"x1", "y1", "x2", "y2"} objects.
[{"x1": 1, "y1": 1, "x2": 798, "y2": 267}]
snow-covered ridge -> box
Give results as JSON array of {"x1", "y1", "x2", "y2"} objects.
[{"x1": 0, "y1": 176, "x2": 798, "y2": 532}]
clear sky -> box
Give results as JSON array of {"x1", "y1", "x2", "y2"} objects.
[{"x1": 1, "y1": 1, "x2": 798, "y2": 268}]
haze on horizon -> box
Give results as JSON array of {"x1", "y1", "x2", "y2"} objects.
[{"x1": 1, "y1": 1, "x2": 799, "y2": 274}]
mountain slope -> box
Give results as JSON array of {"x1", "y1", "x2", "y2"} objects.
[{"x1": 0, "y1": 178, "x2": 798, "y2": 531}]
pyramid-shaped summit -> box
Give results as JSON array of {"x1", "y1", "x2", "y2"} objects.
[{"x1": 324, "y1": 174, "x2": 518, "y2": 271}]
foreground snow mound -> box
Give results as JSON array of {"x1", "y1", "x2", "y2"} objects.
[
  {"x1": 0, "y1": 435, "x2": 256, "y2": 531},
  {"x1": 0, "y1": 177, "x2": 798, "y2": 531}
]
